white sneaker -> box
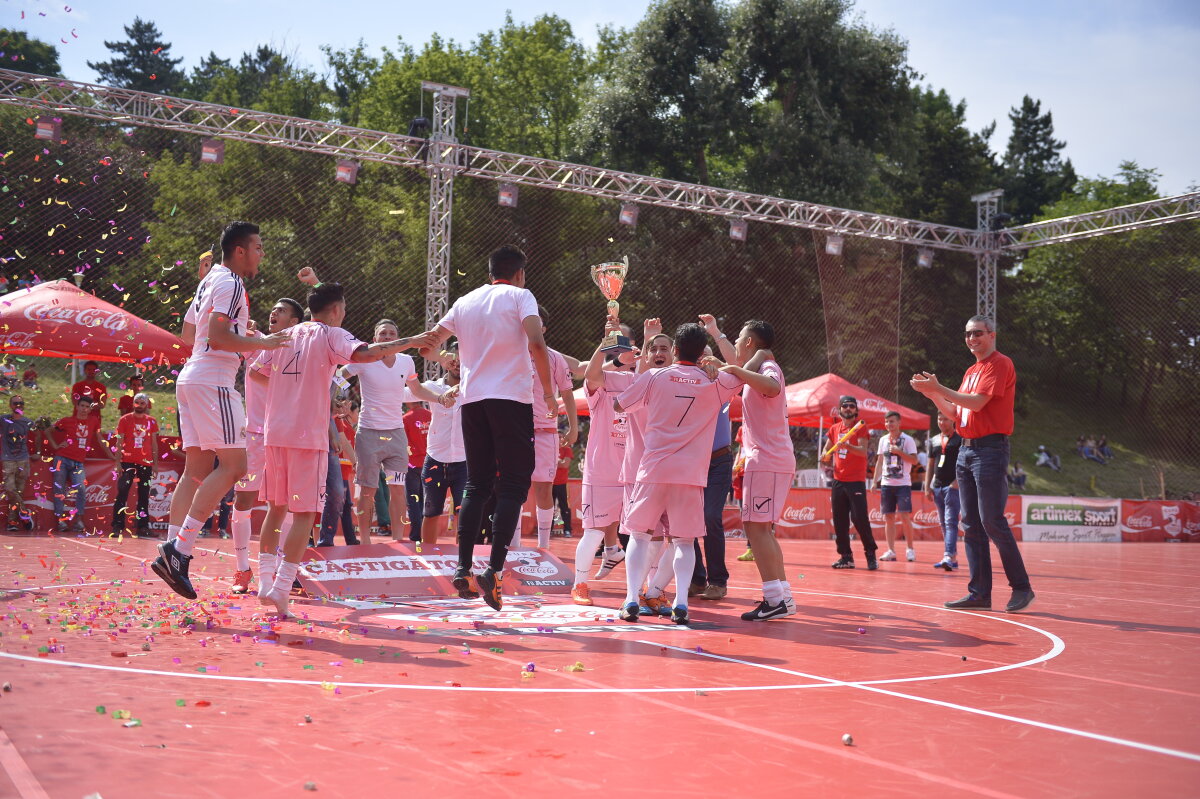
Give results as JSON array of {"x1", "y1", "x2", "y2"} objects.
[
  {"x1": 906, "y1": 548, "x2": 916, "y2": 562},
  {"x1": 878, "y1": 549, "x2": 897, "y2": 561},
  {"x1": 594, "y1": 547, "x2": 626, "y2": 579}
]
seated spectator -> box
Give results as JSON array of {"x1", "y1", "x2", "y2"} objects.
[
  {"x1": 21, "y1": 367, "x2": 38, "y2": 390},
  {"x1": 0, "y1": 359, "x2": 16, "y2": 391},
  {"x1": 1035, "y1": 445, "x2": 1062, "y2": 472},
  {"x1": 1076, "y1": 434, "x2": 1086, "y2": 457},
  {"x1": 1008, "y1": 462, "x2": 1028, "y2": 490},
  {"x1": 1081, "y1": 436, "x2": 1107, "y2": 465},
  {"x1": 1097, "y1": 434, "x2": 1114, "y2": 460}
]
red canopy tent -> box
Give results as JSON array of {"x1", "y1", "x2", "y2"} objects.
[{"x1": 0, "y1": 280, "x2": 190, "y2": 364}]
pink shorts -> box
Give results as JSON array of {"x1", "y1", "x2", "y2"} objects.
[
  {"x1": 625, "y1": 482, "x2": 700, "y2": 539},
  {"x1": 177, "y1": 383, "x2": 246, "y2": 451},
  {"x1": 582, "y1": 483, "x2": 623, "y2": 529},
  {"x1": 235, "y1": 430, "x2": 266, "y2": 493},
  {"x1": 620, "y1": 482, "x2": 670, "y2": 537},
  {"x1": 262, "y1": 446, "x2": 327, "y2": 513},
  {"x1": 532, "y1": 429, "x2": 558, "y2": 483},
  {"x1": 741, "y1": 470, "x2": 792, "y2": 524}
]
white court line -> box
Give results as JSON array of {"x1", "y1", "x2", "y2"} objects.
[{"x1": 638, "y1": 640, "x2": 1200, "y2": 764}]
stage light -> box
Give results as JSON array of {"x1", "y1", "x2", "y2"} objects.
[
  {"x1": 498, "y1": 183, "x2": 518, "y2": 208},
  {"x1": 335, "y1": 160, "x2": 360, "y2": 185},
  {"x1": 729, "y1": 218, "x2": 748, "y2": 242},
  {"x1": 825, "y1": 234, "x2": 844, "y2": 256},
  {"x1": 619, "y1": 203, "x2": 639, "y2": 227},
  {"x1": 200, "y1": 138, "x2": 224, "y2": 164},
  {"x1": 917, "y1": 248, "x2": 934, "y2": 268},
  {"x1": 33, "y1": 116, "x2": 61, "y2": 141}
]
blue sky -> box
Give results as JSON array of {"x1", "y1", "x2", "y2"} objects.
[{"x1": 7, "y1": 0, "x2": 1199, "y2": 196}]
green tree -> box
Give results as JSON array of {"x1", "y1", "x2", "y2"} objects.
[
  {"x1": 87, "y1": 17, "x2": 185, "y2": 94},
  {"x1": 1000, "y1": 95, "x2": 1076, "y2": 223},
  {"x1": 183, "y1": 52, "x2": 232, "y2": 100},
  {"x1": 0, "y1": 29, "x2": 62, "y2": 77}
]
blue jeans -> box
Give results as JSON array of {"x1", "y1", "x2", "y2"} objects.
[
  {"x1": 956, "y1": 441, "x2": 1031, "y2": 598},
  {"x1": 405, "y1": 465, "x2": 424, "y2": 541},
  {"x1": 52, "y1": 456, "x2": 86, "y2": 519},
  {"x1": 318, "y1": 452, "x2": 356, "y2": 547},
  {"x1": 692, "y1": 451, "x2": 733, "y2": 588},
  {"x1": 932, "y1": 484, "x2": 960, "y2": 558}
]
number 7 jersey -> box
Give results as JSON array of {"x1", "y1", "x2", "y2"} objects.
[{"x1": 616, "y1": 364, "x2": 743, "y2": 487}]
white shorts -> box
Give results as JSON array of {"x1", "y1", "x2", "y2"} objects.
[
  {"x1": 625, "y1": 482, "x2": 699, "y2": 539},
  {"x1": 262, "y1": 446, "x2": 327, "y2": 513},
  {"x1": 235, "y1": 430, "x2": 266, "y2": 493},
  {"x1": 532, "y1": 429, "x2": 558, "y2": 484},
  {"x1": 177, "y1": 383, "x2": 246, "y2": 450},
  {"x1": 741, "y1": 470, "x2": 792, "y2": 524},
  {"x1": 582, "y1": 483, "x2": 623, "y2": 529}
]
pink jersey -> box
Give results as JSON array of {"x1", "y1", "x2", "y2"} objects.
[
  {"x1": 740, "y1": 359, "x2": 795, "y2": 473},
  {"x1": 617, "y1": 364, "x2": 743, "y2": 487},
  {"x1": 531, "y1": 348, "x2": 573, "y2": 431},
  {"x1": 584, "y1": 368, "x2": 634, "y2": 487},
  {"x1": 253, "y1": 321, "x2": 365, "y2": 451}
]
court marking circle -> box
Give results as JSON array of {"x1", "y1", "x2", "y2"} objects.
[{"x1": 0, "y1": 590, "x2": 1065, "y2": 693}]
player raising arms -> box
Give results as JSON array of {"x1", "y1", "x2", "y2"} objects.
[{"x1": 153, "y1": 222, "x2": 291, "y2": 600}]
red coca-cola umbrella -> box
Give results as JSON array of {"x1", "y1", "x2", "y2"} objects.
[
  {"x1": 0, "y1": 279, "x2": 191, "y2": 364},
  {"x1": 775, "y1": 372, "x2": 930, "y2": 431}
]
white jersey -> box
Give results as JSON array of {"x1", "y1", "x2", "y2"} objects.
[{"x1": 178, "y1": 264, "x2": 250, "y2": 387}]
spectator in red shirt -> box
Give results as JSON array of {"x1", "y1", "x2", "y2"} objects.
[
  {"x1": 22, "y1": 367, "x2": 38, "y2": 390},
  {"x1": 111, "y1": 393, "x2": 159, "y2": 537},
  {"x1": 911, "y1": 314, "x2": 1034, "y2": 613},
  {"x1": 46, "y1": 397, "x2": 106, "y2": 532},
  {"x1": 403, "y1": 402, "x2": 431, "y2": 542},
  {"x1": 821, "y1": 396, "x2": 879, "y2": 569},
  {"x1": 117, "y1": 374, "x2": 150, "y2": 417},
  {"x1": 71, "y1": 361, "x2": 108, "y2": 419},
  {"x1": 553, "y1": 440, "x2": 573, "y2": 537}
]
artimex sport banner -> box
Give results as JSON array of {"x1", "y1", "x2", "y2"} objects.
[{"x1": 1021, "y1": 495, "x2": 1122, "y2": 542}]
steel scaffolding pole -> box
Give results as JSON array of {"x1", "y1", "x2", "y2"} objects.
[
  {"x1": 999, "y1": 192, "x2": 1200, "y2": 250},
  {"x1": 972, "y1": 189, "x2": 1003, "y2": 324}
]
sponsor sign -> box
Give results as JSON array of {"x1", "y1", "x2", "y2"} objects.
[
  {"x1": 1022, "y1": 495, "x2": 1122, "y2": 542},
  {"x1": 298, "y1": 542, "x2": 572, "y2": 600},
  {"x1": 1121, "y1": 499, "x2": 1200, "y2": 542}
]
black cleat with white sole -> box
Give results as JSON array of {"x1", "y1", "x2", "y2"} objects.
[
  {"x1": 152, "y1": 539, "x2": 197, "y2": 600},
  {"x1": 739, "y1": 598, "x2": 795, "y2": 621}
]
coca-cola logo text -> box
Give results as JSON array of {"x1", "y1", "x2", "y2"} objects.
[
  {"x1": 782, "y1": 506, "x2": 817, "y2": 522},
  {"x1": 24, "y1": 304, "x2": 129, "y2": 332},
  {"x1": 1126, "y1": 515, "x2": 1152, "y2": 529}
]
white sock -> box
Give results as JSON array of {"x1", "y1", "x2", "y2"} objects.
[
  {"x1": 622, "y1": 533, "x2": 653, "y2": 606},
  {"x1": 267, "y1": 560, "x2": 299, "y2": 616},
  {"x1": 536, "y1": 506, "x2": 553, "y2": 548},
  {"x1": 573, "y1": 528, "x2": 605, "y2": 585},
  {"x1": 232, "y1": 509, "x2": 253, "y2": 571},
  {"x1": 166, "y1": 523, "x2": 181, "y2": 542},
  {"x1": 604, "y1": 544, "x2": 623, "y2": 557},
  {"x1": 643, "y1": 537, "x2": 666, "y2": 593},
  {"x1": 671, "y1": 541, "x2": 696, "y2": 607},
  {"x1": 646, "y1": 542, "x2": 675, "y2": 598},
  {"x1": 257, "y1": 552, "x2": 279, "y2": 601},
  {"x1": 174, "y1": 514, "x2": 204, "y2": 556},
  {"x1": 763, "y1": 579, "x2": 784, "y2": 604},
  {"x1": 780, "y1": 580, "x2": 793, "y2": 600}
]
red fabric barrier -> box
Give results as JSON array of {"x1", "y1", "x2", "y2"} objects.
[{"x1": 1122, "y1": 499, "x2": 1200, "y2": 542}]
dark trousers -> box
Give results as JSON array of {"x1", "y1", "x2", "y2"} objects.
[
  {"x1": 374, "y1": 471, "x2": 390, "y2": 528},
  {"x1": 693, "y1": 451, "x2": 733, "y2": 587},
  {"x1": 318, "y1": 454, "x2": 358, "y2": 546},
  {"x1": 957, "y1": 440, "x2": 1031, "y2": 598},
  {"x1": 457, "y1": 399, "x2": 534, "y2": 573},
  {"x1": 405, "y1": 465, "x2": 424, "y2": 541},
  {"x1": 831, "y1": 479, "x2": 878, "y2": 558},
  {"x1": 113, "y1": 462, "x2": 152, "y2": 531},
  {"x1": 551, "y1": 482, "x2": 572, "y2": 534}
]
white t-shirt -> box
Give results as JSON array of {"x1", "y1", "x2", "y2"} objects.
[
  {"x1": 437, "y1": 283, "x2": 539, "y2": 405},
  {"x1": 178, "y1": 264, "x2": 250, "y2": 387},
  {"x1": 421, "y1": 378, "x2": 465, "y2": 463},
  {"x1": 877, "y1": 432, "x2": 918, "y2": 487},
  {"x1": 343, "y1": 355, "x2": 416, "y2": 431}
]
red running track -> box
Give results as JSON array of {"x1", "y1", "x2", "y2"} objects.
[{"x1": 0, "y1": 534, "x2": 1197, "y2": 798}]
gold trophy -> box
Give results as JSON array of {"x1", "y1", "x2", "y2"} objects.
[{"x1": 590, "y1": 256, "x2": 632, "y2": 353}]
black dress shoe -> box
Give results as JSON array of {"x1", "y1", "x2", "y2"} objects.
[
  {"x1": 831, "y1": 557, "x2": 855, "y2": 569},
  {"x1": 866, "y1": 557, "x2": 878, "y2": 571},
  {"x1": 1006, "y1": 589, "x2": 1035, "y2": 613},
  {"x1": 945, "y1": 595, "x2": 991, "y2": 610}
]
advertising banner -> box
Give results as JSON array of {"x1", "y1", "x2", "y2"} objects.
[
  {"x1": 1021, "y1": 495, "x2": 1122, "y2": 542},
  {"x1": 1121, "y1": 499, "x2": 1199, "y2": 542}
]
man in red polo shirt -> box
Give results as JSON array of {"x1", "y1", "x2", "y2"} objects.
[
  {"x1": 111, "y1": 393, "x2": 159, "y2": 537},
  {"x1": 820, "y1": 395, "x2": 879, "y2": 569},
  {"x1": 911, "y1": 314, "x2": 1033, "y2": 613}
]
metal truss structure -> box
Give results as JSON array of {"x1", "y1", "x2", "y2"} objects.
[
  {"x1": 1000, "y1": 192, "x2": 1200, "y2": 250},
  {"x1": 972, "y1": 189, "x2": 1003, "y2": 323}
]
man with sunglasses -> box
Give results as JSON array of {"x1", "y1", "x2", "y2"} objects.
[
  {"x1": 0, "y1": 395, "x2": 33, "y2": 530},
  {"x1": 910, "y1": 315, "x2": 1034, "y2": 613},
  {"x1": 821, "y1": 395, "x2": 879, "y2": 569}
]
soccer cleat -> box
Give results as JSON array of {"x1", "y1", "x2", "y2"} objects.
[
  {"x1": 906, "y1": 548, "x2": 916, "y2": 562},
  {"x1": 671, "y1": 605, "x2": 689, "y2": 625},
  {"x1": 619, "y1": 602, "x2": 640, "y2": 622},
  {"x1": 641, "y1": 592, "x2": 672, "y2": 616},
  {"x1": 451, "y1": 569, "x2": 481, "y2": 600},
  {"x1": 230, "y1": 569, "x2": 253, "y2": 594},
  {"x1": 736, "y1": 548, "x2": 755, "y2": 562},
  {"x1": 151, "y1": 539, "x2": 197, "y2": 600},
  {"x1": 878, "y1": 549, "x2": 897, "y2": 561},
  {"x1": 831, "y1": 557, "x2": 855, "y2": 569},
  {"x1": 571, "y1": 582, "x2": 594, "y2": 606},
  {"x1": 594, "y1": 548, "x2": 626, "y2": 579},
  {"x1": 477, "y1": 568, "x2": 504, "y2": 611},
  {"x1": 740, "y1": 598, "x2": 794, "y2": 622}
]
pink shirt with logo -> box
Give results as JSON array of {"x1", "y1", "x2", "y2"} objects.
[
  {"x1": 585, "y1": 369, "x2": 634, "y2": 487},
  {"x1": 253, "y1": 322, "x2": 365, "y2": 451},
  {"x1": 740, "y1": 359, "x2": 795, "y2": 473},
  {"x1": 617, "y1": 365, "x2": 743, "y2": 488},
  {"x1": 531, "y1": 348, "x2": 572, "y2": 431},
  {"x1": 437, "y1": 282, "x2": 540, "y2": 405}
]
